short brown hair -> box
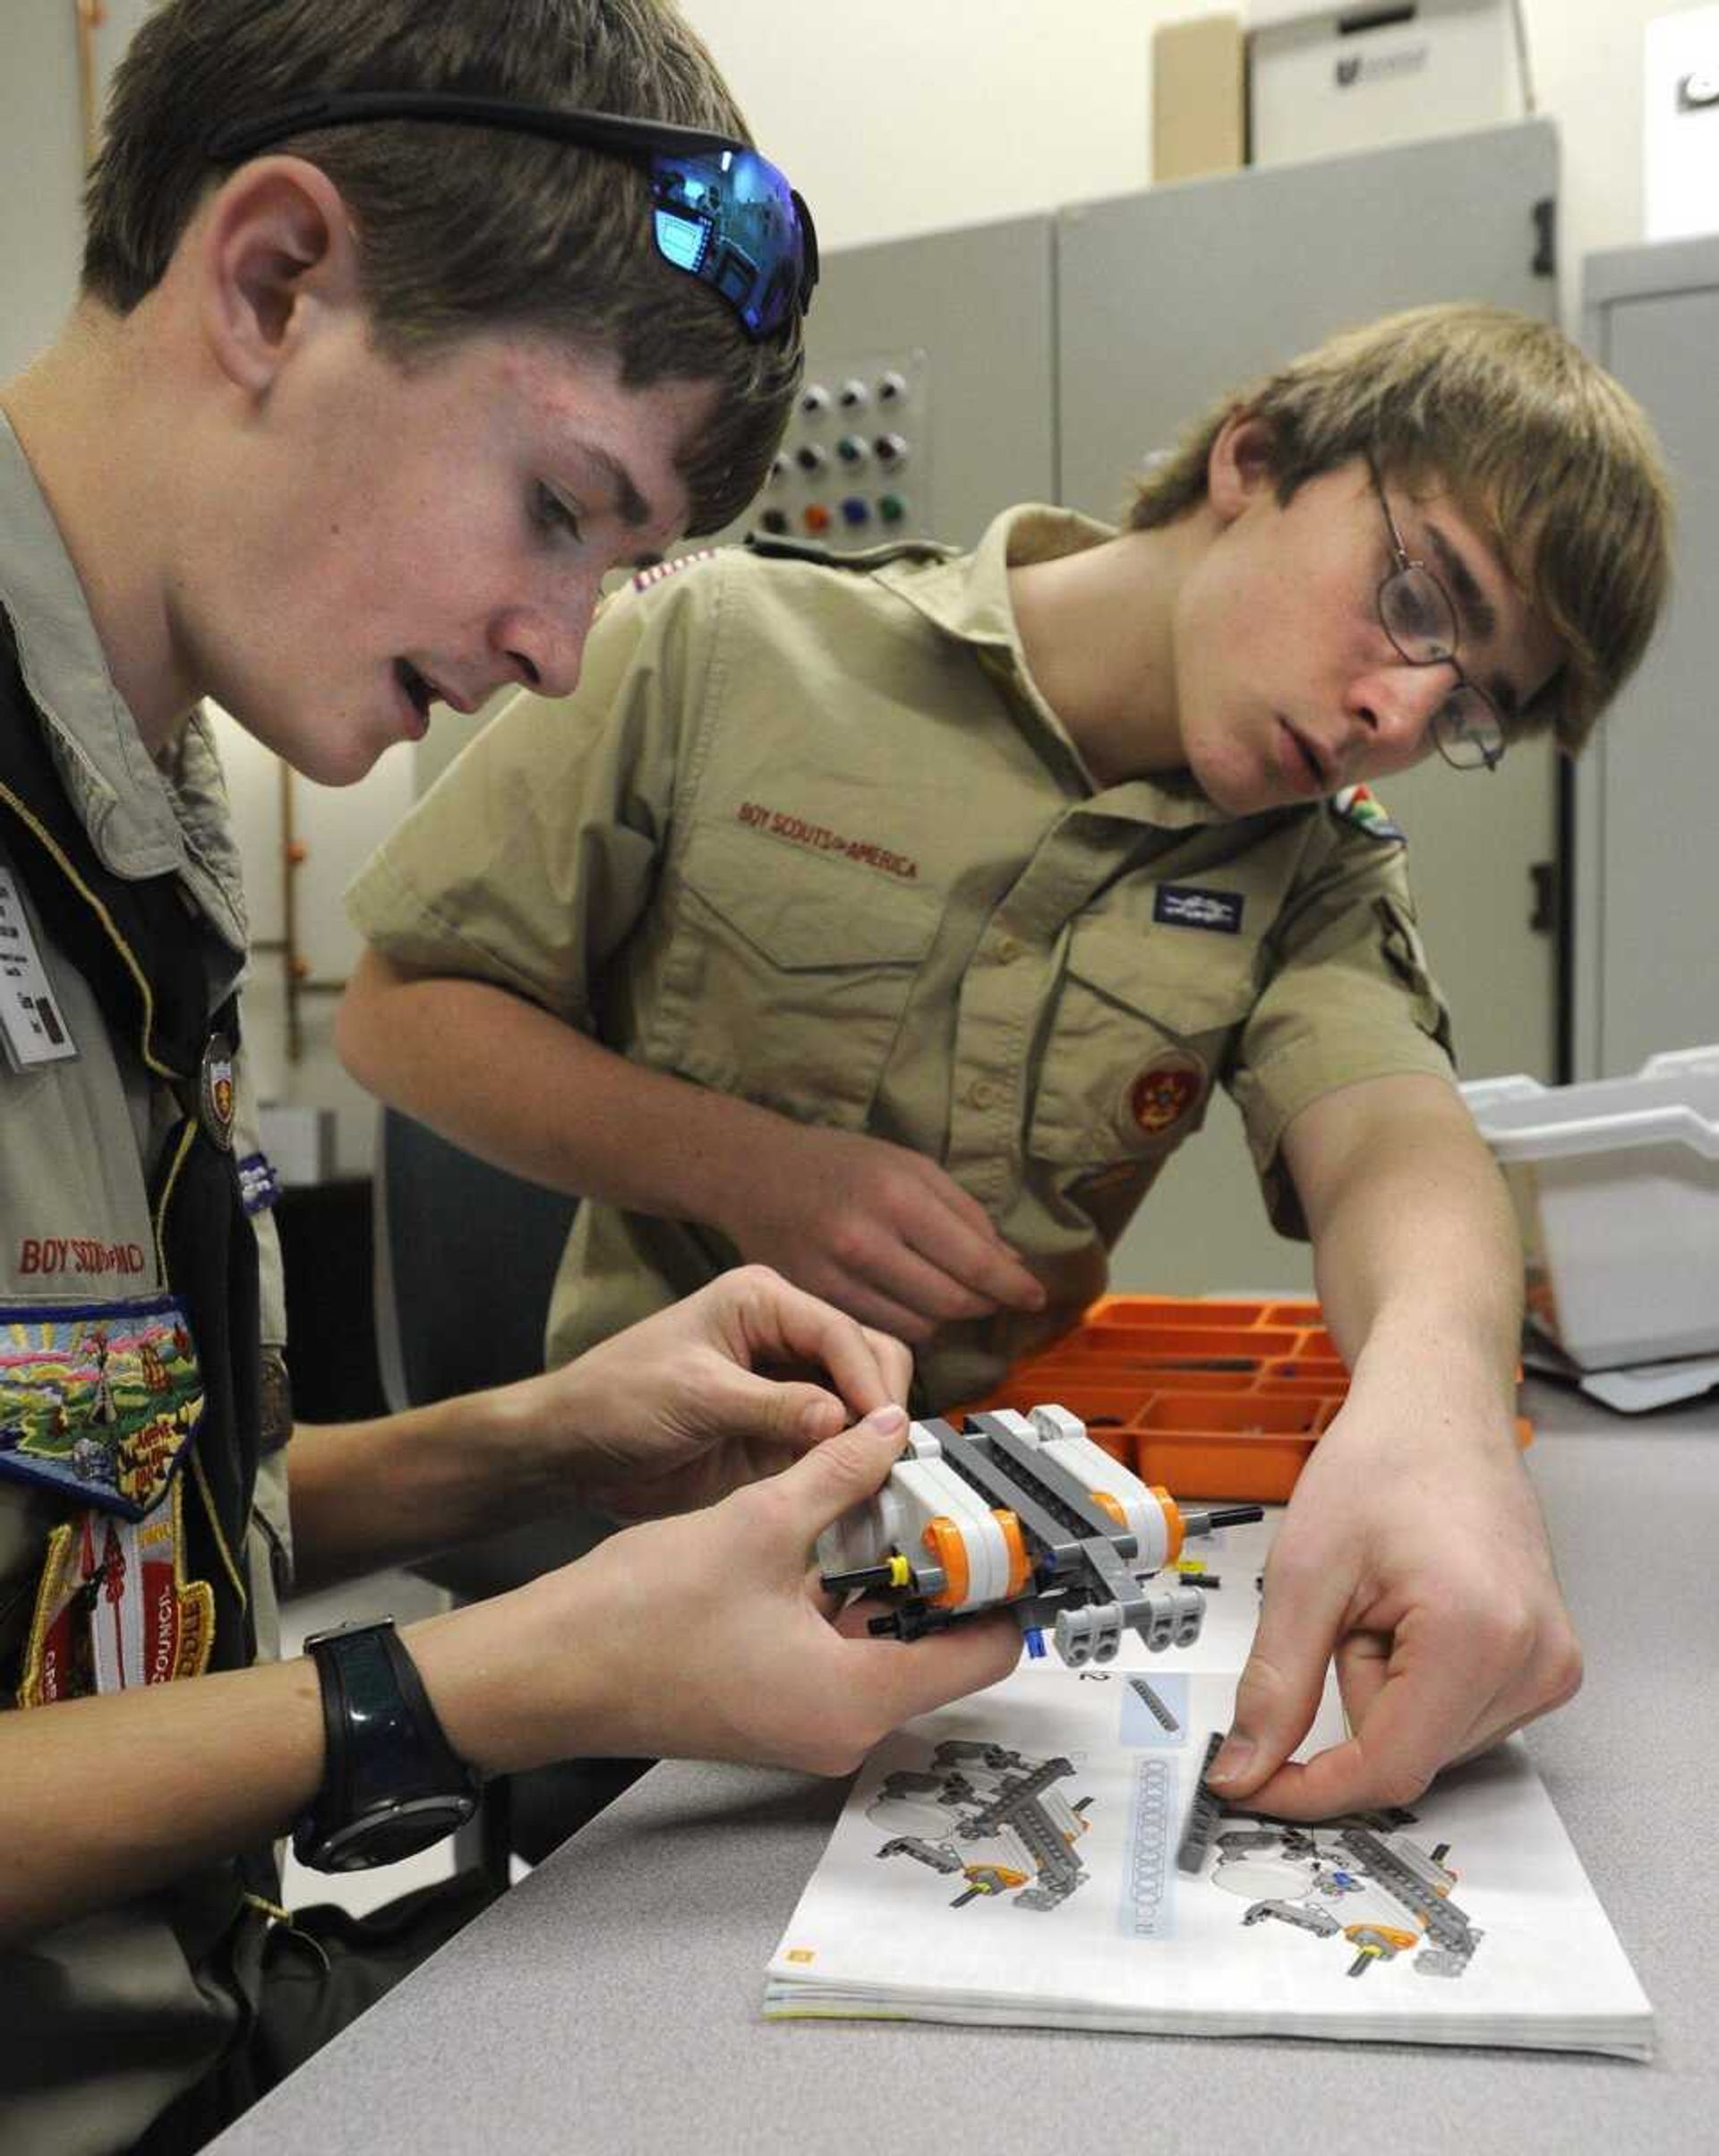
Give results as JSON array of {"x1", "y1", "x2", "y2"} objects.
[
  {"x1": 82, "y1": 0, "x2": 799, "y2": 533},
  {"x1": 1129, "y1": 304, "x2": 1672, "y2": 752}
]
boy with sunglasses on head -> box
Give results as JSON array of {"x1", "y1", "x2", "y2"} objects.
[
  {"x1": 0, "y1": 4, "x2": 1017, "y2": 2149},
  {"x1": 341, "y1": 299, "x2": 1672, "y2": 1833}
]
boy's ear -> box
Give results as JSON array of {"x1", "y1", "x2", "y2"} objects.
[
  {"x1": 196, "y1": 158, "x2": 363, "y2": 393},
  {"x1": 1207, "y1": 412, "x2": 1278, "y2": 523}
]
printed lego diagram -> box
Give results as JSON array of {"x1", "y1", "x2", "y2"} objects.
[
  {"x1": 868, "y1": 1737, "x2": 1095, "y2": 1912},
  {"x1": 1186, "y1": 1798, "x2": 1484, "y2": 1982},
  {"x1": 1124, "y1": 1755, "x2": 1176, "y2": 1938},
  {"x1": 1125, "y1": 1673, "x2": 1184, "y2": 1741}
]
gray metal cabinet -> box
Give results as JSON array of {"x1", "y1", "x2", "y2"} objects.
[{"x1": 1578, "y1": 237, "x2": 1719, "y2": 1079}]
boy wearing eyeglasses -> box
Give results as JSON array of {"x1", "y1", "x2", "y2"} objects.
[
  {"x1": 0, "y1": 4, "x2": 1024, "y2": 2148},
  {"x1": 340, "y1": 302, "x2": 1672, "y2": 1836}
]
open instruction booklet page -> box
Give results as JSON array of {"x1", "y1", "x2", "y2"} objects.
[{"x1": 765, "y1": 1549, "x2": 1652, "y2": 2058}]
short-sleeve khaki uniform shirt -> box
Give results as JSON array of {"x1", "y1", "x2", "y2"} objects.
[{"x1": 349, "y1": 507, "x2": 1454, "y2": 1407}]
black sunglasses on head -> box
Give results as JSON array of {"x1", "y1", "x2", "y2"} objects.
[{"x1": 205, "y1": 90, "x2": 818, "y2": 342}]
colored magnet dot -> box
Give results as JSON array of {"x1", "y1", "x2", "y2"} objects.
[
  {"x1": 840, "y1": 496, "x2": 871, "y2": 526},
  {"x1": 758, "y1": 509, "x2": 789, "y2": 535},
  {"x1": 878, "y1": 493, "x2": 907, "y2": 524},
  {"x1": 802, "y1": 502, "x2": 832, "y2": 534}
]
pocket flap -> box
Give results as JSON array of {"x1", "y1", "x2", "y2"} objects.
[
  {"x1": 1065, "y1": 916, "x2": 1258, "y2": 1035},
  {"x1": 683, "y1": 838, "x2": 941, "y2": 971}
]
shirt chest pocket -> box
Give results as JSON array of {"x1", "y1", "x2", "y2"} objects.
[
  {"x1": 654, "y1": 837, "x2": 943, "y2": 1129},
  {"x1": 1028, "y1": 915, "x2": 1259, "y2": 1168}
]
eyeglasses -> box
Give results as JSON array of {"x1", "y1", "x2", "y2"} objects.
[
  {"x1": 1367, "y1": 458, "x2": 1506, "y2": 773},
  {"x1": 205, "y1": 90, "x2": 818, "y2": 343}
]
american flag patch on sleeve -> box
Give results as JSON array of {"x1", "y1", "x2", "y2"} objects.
[{"x1": 631, "y1": 548, "x2": 718, "y2": 594}]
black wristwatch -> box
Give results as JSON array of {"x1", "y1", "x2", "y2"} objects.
[{"x1": 294, "y1": 1618, "x2": 481, "y2": 1873}]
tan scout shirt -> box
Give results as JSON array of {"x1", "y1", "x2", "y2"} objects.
[
  {"x1": 350, "y1": 508, "x2": 1454, "y2": 1407},
  {"x1": 0, "y1": 415, "x2": 292, "y2": 2155}
]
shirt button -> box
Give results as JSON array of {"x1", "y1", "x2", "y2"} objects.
[
  {"x1": 992, "y1": 934, "x2": 1022, "y2": 963},
  {"x1": 967, "y1": 1078, "x2": 999, "y2": 1110}
]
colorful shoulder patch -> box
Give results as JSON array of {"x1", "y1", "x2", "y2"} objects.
[
  {"x1": 631, "y1": 548, "x2": 718, "y2": 595},
  {"x1": 0, "y1": 1296, "x2": 203, "y2": 1519},
  {"x1": 1330, "y1": 784, "x2": 1407, "y2": 843}
]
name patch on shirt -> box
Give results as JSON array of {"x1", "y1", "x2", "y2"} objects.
[
  {"x1": 1152, "y1": 885, "x2": 1244, "y2": 935},
  {"x1": 0, "y1": 867, "x2": 78, "y2": 1070}
]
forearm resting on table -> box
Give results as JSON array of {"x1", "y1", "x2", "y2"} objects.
[{"x1": 338, "y1": 947, "x2": 793, "y2": 1236}]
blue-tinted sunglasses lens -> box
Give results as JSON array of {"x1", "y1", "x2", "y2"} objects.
[{"x1": 650, "y1": 146, "x2": 813, "y2": 339}]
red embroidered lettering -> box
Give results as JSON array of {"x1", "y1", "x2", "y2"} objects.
[
  {"x1": 737, "y1": 801, "x2": 921, "y2": 884},
  {"x1": 16, "y1": 1236, "x2": 146, "y2": 1276},
  {"x1": 151, "y1": 1585, "x2": 176, "y2": 1682}
]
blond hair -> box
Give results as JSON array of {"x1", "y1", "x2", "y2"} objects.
[{"x1": 1130, "y1": 304, "x2": 1672, "y2": 751}]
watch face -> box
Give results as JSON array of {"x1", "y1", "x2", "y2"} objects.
[{"x1": 316, "y1": 1794, "x2": 479, "y2": 1873}]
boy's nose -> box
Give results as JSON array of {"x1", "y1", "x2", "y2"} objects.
[
  {"x1": 1349, "y1": 657, "x2": 1458, "y2": 760},
  {"x1": 494, "y1": 596, "x2": 594, "y2": 700}
]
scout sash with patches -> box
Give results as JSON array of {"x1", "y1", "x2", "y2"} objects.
[
  {"x1": 0, "y1": 1296, "x2": 203, "y2": 1518},
  {"x1": 0, "y1": 621, "x2": 262, "y2": 1695},
  {"x1": 19, "y1": 1476, "x2": 214, "y2": 1705}
]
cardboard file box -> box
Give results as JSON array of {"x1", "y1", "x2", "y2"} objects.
[
  {"x1": 1249, "y1": 0, "x2": 1530, "y2": 168},
  {"x1": 1153, "y1": 14, "x2": 1247, "y2": 183}
]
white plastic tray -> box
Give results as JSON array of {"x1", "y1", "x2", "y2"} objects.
[{"x1": 1463, "y1": 1047, "x2": 1719, "y2": 1371}]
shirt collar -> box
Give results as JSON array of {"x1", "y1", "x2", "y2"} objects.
[
  {"x1": 877, "y1": 503, "x2": 1232, "y2": 831},
  {"x1": 0, "y1": 411, "x2": 247, "y2": 942}
]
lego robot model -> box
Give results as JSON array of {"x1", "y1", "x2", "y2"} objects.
[{"x1": 817, "y1": 1404, "x2": 1261, "y2": 1666}]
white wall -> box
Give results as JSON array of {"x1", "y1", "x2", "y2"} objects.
[
  {"x1": 2, "y1": 0, "x2": 1713, "y2": 1172},
  {"x1": 681, "y1": 0, "x2": 1712, "y2": 319}
]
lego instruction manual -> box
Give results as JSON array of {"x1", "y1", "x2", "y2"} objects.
[{"x1": 765, "y1": 1521, "x2": 1652, "y2": 2058}]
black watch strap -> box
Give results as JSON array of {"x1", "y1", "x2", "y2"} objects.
[{"x1": 295, "y1": 1618, "x2": 480, "y2": 1872}]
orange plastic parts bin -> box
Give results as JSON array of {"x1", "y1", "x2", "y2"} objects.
[{"x1": 965, "y1": 1294, "x2": 1532, "y2": 1503}]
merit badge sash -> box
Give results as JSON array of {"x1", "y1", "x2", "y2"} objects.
[
  {"x1": 19, "y1": 1475, "x2": 213, "y2": 1704},
  {"x1": 0, "y1": 1295, "x2": 204, "y2": 1519}
]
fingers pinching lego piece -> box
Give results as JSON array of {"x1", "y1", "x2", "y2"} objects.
[{"x1": 1176, "y1": 1732, "x2": 1227, "y2": 1875}]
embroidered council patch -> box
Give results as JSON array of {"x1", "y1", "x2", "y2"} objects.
[
  {"x1": 1330, "y1": 783, "x2": 1406, "y2": 843},
  {"x1": 1128, "y1": 1051, "x2": 1208, "y2": 1138},
  {"x1": 18, "y1": 1476, "x2": 213, "y2": 1706},
  {"x1": 631, "y1": 548, "x2": 717, "y2": 594},
  {"x1": 0, "y1": 1296, "x2": 203, "y2": 1519}
]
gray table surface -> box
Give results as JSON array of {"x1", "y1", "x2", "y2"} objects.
[{"x1": 211, "y1": 1382, "x2": 1719, "y2": 2155}]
